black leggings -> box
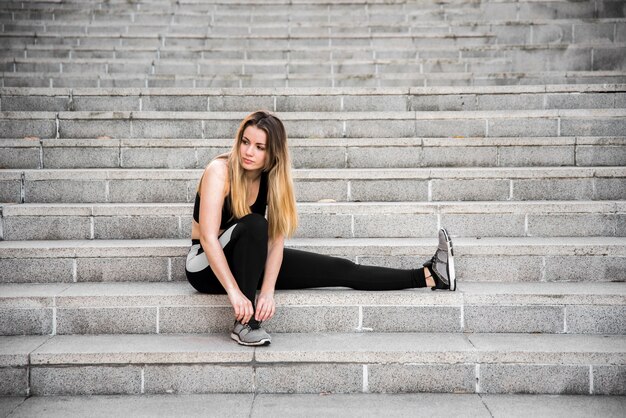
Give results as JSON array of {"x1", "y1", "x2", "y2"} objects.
[{"x1": 186, "y1": 214, "x2": 427, "y2": 324}]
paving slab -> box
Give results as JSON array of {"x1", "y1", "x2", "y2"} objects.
[
  {"x1": 0, "y1": 397, "x2": 25, "y2": 418},
  {"x1": 481, "y1": 394, "x2": 626, "y2": 418},
  {"x1": 2, "y1": 394, "x2": 624, "y2": 418},
  {"x1": 3, "y1": 394, "x2": 252, "y2": 418}
]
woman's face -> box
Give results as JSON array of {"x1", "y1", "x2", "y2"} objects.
[{"x1": 239, "y1": 125, "x2": 268, "y2": 172}]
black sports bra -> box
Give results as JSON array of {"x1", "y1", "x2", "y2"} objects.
[{"x1": 193, "y1": 171, "x2": 268, "y2": 230}]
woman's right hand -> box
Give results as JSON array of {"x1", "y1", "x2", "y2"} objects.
[{"x1": 227, "y1": 289, "x2": 254, "y2": 324}]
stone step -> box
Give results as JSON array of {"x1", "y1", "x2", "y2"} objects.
[
  {"x1": 2, "y1": 393, "x2": 625, "y2": 418},
  {"x1": 1, "y1": 281, "x2": 624, "y2": 336},
  {"x1": 2, "y1": 85, "x2": 624, "y2": 112},
  {"x1": 1, "y1": 201, "x2": 624, "y2": 240},
  {"x1": 1, "y1": 18, "x2": 623, "y2": 47},
  {"x1": 2, "y1": 136, "x2": 625, "y2": 169},
  {"x1": 1, "y1": 167, "x2": 624, "y2": 204},
  {"x1": 1, "y1": 332, "x2": 624, "y2": 395},
  {"x1": 1, "y1": 0, "x2": 623, "y2": 20},
  {"x1": 0, "y1": 237, "x2": 623, "y2": 284},
  {"x1": 1, "y1": 109, "x2": 625, "y2": 140},
  {"x1": 5, "y1": 70, "x2": 626, "y2": 88},
  {"x1": 1, "y1": 43, "x2": 624, "y2": 73}
]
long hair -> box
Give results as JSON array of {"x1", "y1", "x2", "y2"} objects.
[{"x1": 228, "y1": 110, "x2": 298, "y2": 239}]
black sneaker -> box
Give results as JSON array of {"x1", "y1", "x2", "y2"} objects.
[{"x1": 423, "y1": 228, "x2": 456, "y2": 291}]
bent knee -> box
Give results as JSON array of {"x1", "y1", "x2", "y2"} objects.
[{"x1": 236, "y1": 213, "x2": 268, "y2": 238}]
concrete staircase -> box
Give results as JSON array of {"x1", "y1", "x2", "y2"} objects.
[{"x1": 1, "y1": 0, "x2": 625, "y2": 398}]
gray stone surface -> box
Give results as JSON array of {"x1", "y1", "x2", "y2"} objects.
[
  {"x1": 0, "y1": 258, "x2": 74, "y2": 283},
  {"x1": 26, "y1": 179, "x2": 107, "y2": 203},
  {"x1": 350, "y1": 180, "x2": 428, "y2": 202},
  {"x1": 43, "y1": 147, "x2": 120, "y2": 169},
  {"x1": 56, "y1": 307, "x2": 157, "y2": 334},
  {"x1": 121, "y1": 147, "x2": 197, "y2": 169},
  {"x1": 498, "y1": 146, "x2": 574, "y2": 167},
  {"x1": 362, "y1": 306, "x2": 461, "y2": 332},
  {"x1": 512, "y1": 179, "x2": 594, "y2": 201},
  {"x1": 31, "y1": 365, "x2": 143, "y2": 395},
  {"x1": 353, "y1": 214, "x2": 437, "y2": 238},
  {"x1": 294, "y1": 180, "x2": 347, "y2": 202},
  {"x1": 291, "y1": 147, "x2": 346, "y2": 169},
  {"x1": 464, "y1": 305, "x2": 564, "y2": 333},
  {"x1": 76, "y1": 257, "x2": 169, "y2": 282},
  {"x1": 528, "y1": 214, "x2": 618, "y2": 237},
  {"x1": 479, "y1": 364, "x2": 589, "y2": 394},
  {"x1": 158, "y1": 306, "x2": 232, "y2": 333},
  {"x1": 0, "y1": 119, "x2": 56, "y2": 139},
  {"x1": 440, "y1": 214, "x2": 525, "y2": 237},
  {"x1": 0, "y1": 148, "x2": 40, "y2": 169},
  {"x1": 296, "y1": 213, "x2": 352, "y2": 238},
  {"x1": 256, "y1": 364, "x2": 362, "y2": 393},
  {"x1": 5, "y1": 394, "x2": 252, "y2": 418},
  {"x1": 423, "y1": 146, "x2": 497, "y2": 167},
  {"x1": 264, "y1": 306, "x2": 359, "y2": 333},
  {"x1": 0, "y1": 368, "x2": 28, "y2": 396},
  {"x1": 344, "y1": 120, "x2": 416, "y2": 138},
  {"x1": 0, "y1": 308, "x2": 52, "y2": 335},
  {"x1": 94, "y1": 216, "x2": 181, "y2": 239},
  {"x1": 252, "y1": 393, "x2": 492, "y2": 417},
  {"x1": 108, "y1": 180, "x2": 188, "y2": 203},
  {"x1": 482, "y1": 394, "x2": 626, "y2": 418},
  {"x1": 488, "y1": 118, "x2": 557, "y2": 137},
  {"x1": 59, "y1": 120, "x2": 130, "y2": 139},
  {"x1": 455, "y1": 256, "x2": 544, "y2": 282},
  {"x1": 595, "y1": 178, "x2": 626, "y2": 200},
  {"x1": 566, "y1": 305, "x2": 626, "y2": 334},
  {"x1": 71, "y1": 97, "x2": 139, "y2": 112},
  {"x1": 4, "y1": 216, "x2": 91, "y2": 240},
  {"x1": 593, "y1": 366, "x2": 626, "y2": 395},
  {"x1": 414, "y1": 119, "x2": 485, "y2": 137},
  {"x1": 144, "y1": 365, "x2": 254, "y2": 394},
  {"x1": 432, "y1": 179, "x2": 510, "y2": 201},
  {"x1": 369, "y1": 364, "x2": 475, "y2": 393},
  {"x1": 0, "y1": 181, "x2": 21, "y2": 203},
  {"x1": 348, "y1": 147, "x2": 424, "y2": 168},
  {"x1": 576, "y1": 145, "x2": 626, "y2": 166},
  {"x1": 561, "y1": 118, "x2": 626, "y2": 137},
  {"x1": 141, "y1": 96, "x2": 207, "y2": 112},
  {"x1": 0, "y1": 396, "x2": 25, "y2": 417},
  {"x1": 276, "y1": 94, "x2": 338, "y2": 112},
  {"x1": 544, "y1": 256, "x2": 626, "y2": 282},
  {"x1": 132, "y1": 120, "x2": 202, "y2": 139}
]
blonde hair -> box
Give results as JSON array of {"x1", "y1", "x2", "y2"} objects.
[{"x1": 227, "y1": 110, "x2": 298, "y2": 239}]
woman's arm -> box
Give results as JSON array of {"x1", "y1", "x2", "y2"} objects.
[
  {"x1": 255, "y1": 234, "x2": 285, "y2": 322},
  {"x1": 198, "y1": 160, "x2": 254, "y2": 325}
]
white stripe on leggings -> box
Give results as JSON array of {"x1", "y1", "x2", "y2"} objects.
[{"x1": 185, "y1": 224, "x2": 237, "y2": 273}]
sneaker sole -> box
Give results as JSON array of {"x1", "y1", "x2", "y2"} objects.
[
  {"x1": 230, "y1": 332, "x2": 271, "y2": 346},
  {"x1": 441, "y1": 228, "x2": 456, "y2": 291}
]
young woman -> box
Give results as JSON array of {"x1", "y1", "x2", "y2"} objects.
[{"x1": 186, "y1": 110, "x2": 456, "y2": 346}]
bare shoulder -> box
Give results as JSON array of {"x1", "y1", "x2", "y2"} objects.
[
  {"x1": 200, "y1": 158, "x2": 229, "y2": 194},
  {"x1": 205, "y1": 158, "x2": 228, "y2": 177}
]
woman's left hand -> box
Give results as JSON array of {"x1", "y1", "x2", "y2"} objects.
[{"x1": 255, "y1": 292, "x2": 276, "y2": 322}]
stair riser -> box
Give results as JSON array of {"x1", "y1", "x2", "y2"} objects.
[
  {"x1": 2, "y1": 303, "x2": 624, "y2": 336},
  {"x1": 2, "y1": 114, "x2": 626, "y2": 139},
  {"x1": 1, "y1": 253, "x2": 624, "y2": 284},
  {"x1": 2, "y1": 176, "x2": 623, "y2": 203},
  {"x1": 5, "y1": 73, "x2": 626, "y2": 88},
  {"x1": 3, "y1": 212, "x2": 625, "y2": 240},
  {"x1": 2, "y1": 92, "x2": 624, "y2": 112},
  {"x1": 2, "y1": 144, "x2": 625, "y2": 169},
  {"x1": 2, "y1": 362, "x2": 623, "y2": 396}
]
